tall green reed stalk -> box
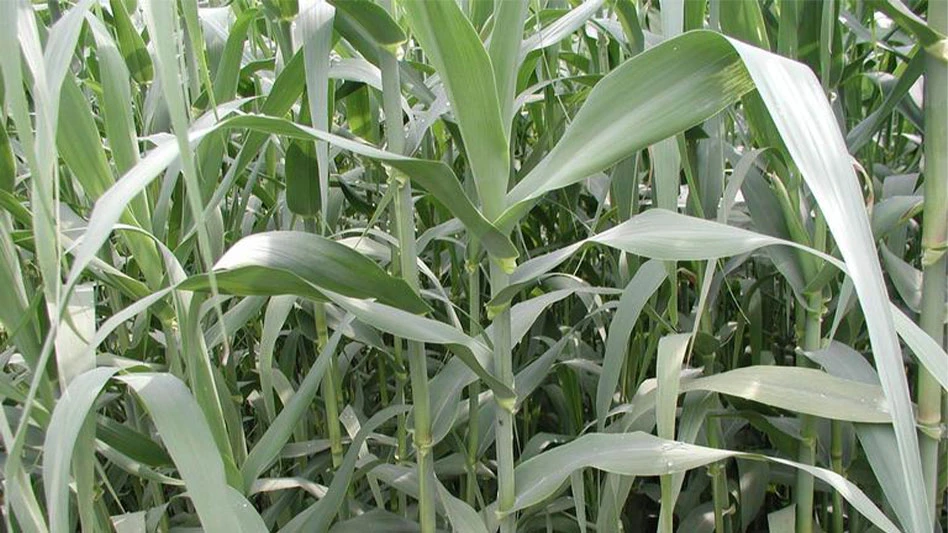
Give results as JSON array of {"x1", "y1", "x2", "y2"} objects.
[{"x1": 919, "y1": 0, "x2": 947, "y2": 519}]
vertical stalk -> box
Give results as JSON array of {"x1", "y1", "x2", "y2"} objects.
[
  {"x1": 659, "y1": 474, "x2": 674, "y2": 533},
  {"x1": 379, "y1": 11, "x2": 435, "y2": 528},
  {"x1": 304, "y1": 215, "x2": 345, "y2": 473},
  {"x1": 490, "y1": 264, "x2": 516, "y2": 533},
  {"x1": 465, "y1": 244, "x2": 482, "y2": 505},
  {"x1": 797, "y1": 211, "x2": 827, "y2": 533},
  {"x1": 789, "y1": 191, "x2": 827, "y2": 533},
  {"x1": 385, "y1": 117, "x2": 409, "y2": 515},
  {"x1": 378, "y1": 348, "x2": 389, "y2": 406},
  {"x1": 706, "y1": 419, "x2": 730, "y2": 533},
  {"x1": 830, "y1": 420, "x2": 845, "y2": 533},
  {"x1": 393, "y1": 175, "x2": 435, "y2": 532},
  {"x1": 273, "y1": 20, "x2": 294, "y2": 71},
  {"x1": 698, "y1": 265, "x2": 731, "y2": 533},
  {"x1": 314, "y1": 303, "x2": 344, "y2": 468},
  {"x1": 393, "y1": 338, "x2": 409, "y2": 514},
  {"x1": 918, "y1": 0, "x2": 947, "y2": 518},
  {"x1": 795, "y1": 290, "x2": 822, "y2": 533},
  {"x1": 816, "y1": 37, "x2": 850, "y2": 530}
]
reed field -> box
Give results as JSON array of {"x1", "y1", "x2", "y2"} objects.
[{"x1": 0, "y1": 0, "x2": 945, "y2": 531}]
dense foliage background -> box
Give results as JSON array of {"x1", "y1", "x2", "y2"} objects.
[{"x1": 0, "y1": 0, "x2": 945, "y2": 531}]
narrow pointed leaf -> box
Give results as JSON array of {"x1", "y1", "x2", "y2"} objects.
[
  {"x1": 596, "y1": 260, "x2": 667, "y2": 425},
  {"x1": 181, "y1": 231, "x2": 428, "y2": 314},
  {"x1": 284, "y1": 141, "x2": 321, "y2": 217},
  {"x1": 109, "y1": 0, "x2": 153, "y2": 83},
  {"x1": 511, "y1": 432, "x2": 898, "y2": 532},
  {"x1": 118, "y1": 373, "x2": 266, "y2": 533},
  {"x1": 403, "y1": 0, "x2": 509, "y2": 217},
  {"x1": 505, "y1": 31, "x2": 755, "y2": 209},
  {"x1": 44, "y1": 367, "x2": 120, "y2": 533},
  {"x1": 330, "y1": 0, "x2": 406, "y2": 50},
  {"x1": 681, "y1": 366, "x2": 892, "y2": 423},
  {"x1": 729, "y1": 37, "x2": 931, "y2": 532}
]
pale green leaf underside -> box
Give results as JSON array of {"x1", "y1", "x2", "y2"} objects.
[
  {"x1": 181, "y1": 231, "x2": 428, "y2": 314},
  {"x1": 511, "y1": 432, "x2": 898, "y2": 533}
]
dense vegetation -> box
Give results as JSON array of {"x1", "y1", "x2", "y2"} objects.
[{"x1": 0, "y1": 0, "x2": 945, "y2": 531}]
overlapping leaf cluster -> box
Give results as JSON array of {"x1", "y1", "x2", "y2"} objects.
[{"x1": 0, "y1": 1, "x2": 944, "y2": 532}]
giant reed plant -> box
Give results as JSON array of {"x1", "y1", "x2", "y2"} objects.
[{"x1": 0, "y1": 0, "x2": 945, "y2": 532}]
